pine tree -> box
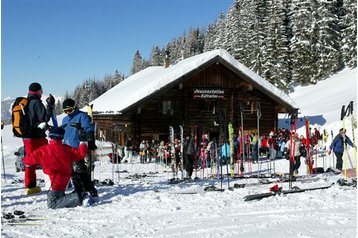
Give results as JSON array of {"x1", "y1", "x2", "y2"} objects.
[
  {"x1": 341, "y1": 0, "x2": 357, "y2": 68},
  {"x1": 150, "y1": 46, "x2": 162, "y2": 66},
  {"x1": 290, "y1": 0, "x2": 316, "y2": 85},
  {"x1": 203, "y1": 23, "x2": 216, "y2": 51},
  {"x1": 130, "y1": 50, "x2": 144, "y2": 75},
  {"x1": 212, "y1": 12, "x2": 227, "y2": 50},
  {"x1": 225, "y1": 1, "x2": 241, "y2": 55}
]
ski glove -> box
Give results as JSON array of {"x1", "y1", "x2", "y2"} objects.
[
  {"x1": 86, "y1": 133, "x2": 97, "y2": 150},
  {"x1": 88, "y1": 140, "x2": 97, "y2": 150},
  {"x1": 38, "y1": 122, "x2": 48, "y2": 130},
  {"x1": 46, "y1": 94, "x2": 55, "y2": 108}
]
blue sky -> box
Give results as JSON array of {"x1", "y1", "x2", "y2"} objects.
[{"x1": 1, "y1": 0, "x2": 233, "y2": 99}]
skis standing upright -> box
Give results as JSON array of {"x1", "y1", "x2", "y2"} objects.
[
  {"x1": 330, "y1": 130, "x2": 335, "y2": 168},
  {"x1": 50, "y1": 95, "x2": 58, "y2": 128},
  {"x1": 289, "y1": 109, "x2": 299, "y2": 189},
  {"x1": 201, "y1": 130, "x2": 207, "y2": 179},
  {"x1": 179, "y1": 125, "x2": 184, "y2": 179},
  {"x1": 169, "y1": 126, "x2": 176, "y2": 179},
  {"x1": 87, "y1": 103, "x2": 96, "y2": 181},
  {"x1": 193, "y1": 127, "x2": 198, "y2": 179},
  {"x1": 304, "y1": 116, "x2": 313, "y2": 174},
  {"x1": 228, "y1": 123, "x2": 235, "y2": 177},
  {"x1": 350, "y1": 104, "x2": 357, "y2": 176},
  {"x1": 341, "y1": 101, "x2": 356, "y2": 177}
]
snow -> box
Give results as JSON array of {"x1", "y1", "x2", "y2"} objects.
[
  {"x1": 91, "y1": 49, "x2": 297, "y2": 114},
  {"x1": 1, "y1": 68, "x2": 357, "y2": 237}
]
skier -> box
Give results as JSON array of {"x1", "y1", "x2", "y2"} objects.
[
  {"x1": 284, "y1": 132, "x2": 302, "y2": 176},
  {"x1": 328, "y1": 128, "x2": 356, "y2": 171},
  {"x1": 23, "y1": 127, "x2": 94, "y2": 209},
  {"x1": 61, "y1": 98, "x2": 98, "y2": 197},
  {"x1": 22, "y1": 82, "x2": 54, "y2": 195}
]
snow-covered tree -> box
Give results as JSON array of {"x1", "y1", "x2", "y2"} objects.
[
  {"x1": 130, "y1": 50, "x2": 144, "y2": 75},
  {"x1": 150, "y1": 46, "x2": 162, "y2": 66},
  {"x1": 341, "y1": 0, "x2": 357, "y2": 67},
  {"x1": 290, "y1": 0, "x2": 316, "y2": 84}
]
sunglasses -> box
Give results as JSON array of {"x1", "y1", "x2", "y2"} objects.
[{"x1": 63, "y1": 107, "x2": 74, "y2": 114}]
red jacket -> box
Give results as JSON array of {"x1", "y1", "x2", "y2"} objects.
[{"x1": 24, "y1": 140, "x2": 88, "y2": 191}]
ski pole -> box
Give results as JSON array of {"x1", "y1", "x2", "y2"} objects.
[{"x1": 1, "y1": 135, "x2": 6, "y2": 183}]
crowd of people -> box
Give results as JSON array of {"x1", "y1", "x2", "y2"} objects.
[
  {"x1": 115, "y1": 125, "x2": 356, "y2": 179},
  {"x1": 18, "y1": 82, "x2": 356, "y2": 210}
]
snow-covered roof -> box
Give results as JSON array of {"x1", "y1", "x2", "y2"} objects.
[{"x1": 92, "y1": 49, "x2": 297, "y2": 114}]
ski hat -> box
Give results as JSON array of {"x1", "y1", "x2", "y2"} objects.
[
  {"x1": 28, "y1": 82, "x2": 42, "y2": 92},
  {"x1": 62, "y1": 98, "x2": 76, "y2": 109},
  {"x1": 49, "y1": 127, "x2": 65, "y2": 140}
]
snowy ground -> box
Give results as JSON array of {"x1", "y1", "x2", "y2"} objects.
[{"x1": 1, "y1": 68, "x2": 357, "y2": 237}]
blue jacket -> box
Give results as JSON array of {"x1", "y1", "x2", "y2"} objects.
[
  {"x1": 62, "y1": 109, "x2": 94, "y2": 149},
  {"x1": 330, "y1": 134, "x2": 354, "y2": 154}
]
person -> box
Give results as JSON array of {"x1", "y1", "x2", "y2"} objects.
[
  {"x1": 139, "y1": 140, "x2": 147, "y2": 163},
  {"x1": 122, "y1": 137, "x2": 133, "y2": 163},
  {"x1": 183, "y1": 136, "x2": 195, "y2": 179},
  {"x1": 23, "y1": 82, "x2": 54, "y2": 195},
  {"x1": 250, "y1": 132, "x2": 258, "y2": 163},
  {"x1": 61, "y1": 98, "x2": 98, "y2": 197},
  {"x1": 329, "y1": 128, "x2": 356, "y2": 171},
  {"x1": 299, "y1": 135, "x2": 307, "y2": 145},
  {"x1": 148, "y1": 139, "x2": 157, "y2": 163},
  {"x1": 284, "y1": 132, "x2": 302, "y2": 176},
  {"x1": 267, "y1": 131, "x2": 277, "y2": 160},
  {"x1": 259, "y1": 135, "x2": 269, "y2": 157},
  {"x1": 23, "y1": 127, "x2": 93, "y2": 209}
]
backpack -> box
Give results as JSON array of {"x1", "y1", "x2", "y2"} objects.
[{"x1": 12, "y1": 97, "x2": 31, "y2": 138}]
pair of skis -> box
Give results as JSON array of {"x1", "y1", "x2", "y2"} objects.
[
  {"x1": 244, "y1": 183, "x2": 334, "y2": 201},
  {"x1": 341, "y1": 101, "x2": 357, "y2": 177},
  {"x1": 169, "y1": 125, "x2": 184, "y2": 180},
  {"x1": 2, "y1": 210, "x2": 44, "y2": 226}
]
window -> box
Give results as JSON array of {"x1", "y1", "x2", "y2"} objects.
[
  {"x1": 200, "y1": 100, "x2": 217, "y2": 114},
  {"x1": 163, "y1": 101, "x2": 173, "y2": 115}
]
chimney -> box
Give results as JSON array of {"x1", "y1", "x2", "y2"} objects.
[{"x1": 164, "y1": 50, "x2": 170, "y2": 68}]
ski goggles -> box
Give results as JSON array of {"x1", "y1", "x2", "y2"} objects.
[{"x1": 63, "y1": 107, "x2": 75, "y2": 114}]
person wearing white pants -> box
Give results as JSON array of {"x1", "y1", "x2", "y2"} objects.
[{"x1": 121, "y1": 137, "x2": 133, "y2": 163}]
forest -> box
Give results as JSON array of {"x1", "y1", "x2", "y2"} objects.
[{"x1": 69, "y1": 0, "x2": 357, "y2": 109}]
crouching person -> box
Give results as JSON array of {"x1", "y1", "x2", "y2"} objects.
[{"x1": 23, "y1": 127, "x2": 93, "y2": 209}]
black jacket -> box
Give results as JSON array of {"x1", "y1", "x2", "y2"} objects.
[{"x1": 27, "y1": 93, "x2": 52, "y2": 138}]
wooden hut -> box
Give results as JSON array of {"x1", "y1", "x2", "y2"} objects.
[{"x1": 92, "y1": 49, "x2": 297, "y2": 145}]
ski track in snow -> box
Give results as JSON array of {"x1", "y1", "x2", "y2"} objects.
[{"x1": 1, "y1": 159, "x2": 356, "y2": 238}]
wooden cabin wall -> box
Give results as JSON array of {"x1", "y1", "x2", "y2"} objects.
[
  {"x1": 93, "y1": 64, "x2": 282, "y2": 144},
  {"x1": 93, "y1": 114, "x2": 132, "y2": 145}
]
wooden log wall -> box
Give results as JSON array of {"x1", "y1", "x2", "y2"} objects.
[{"x1": 94, "y1": 63, "x2": 284, "y2": 144}]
